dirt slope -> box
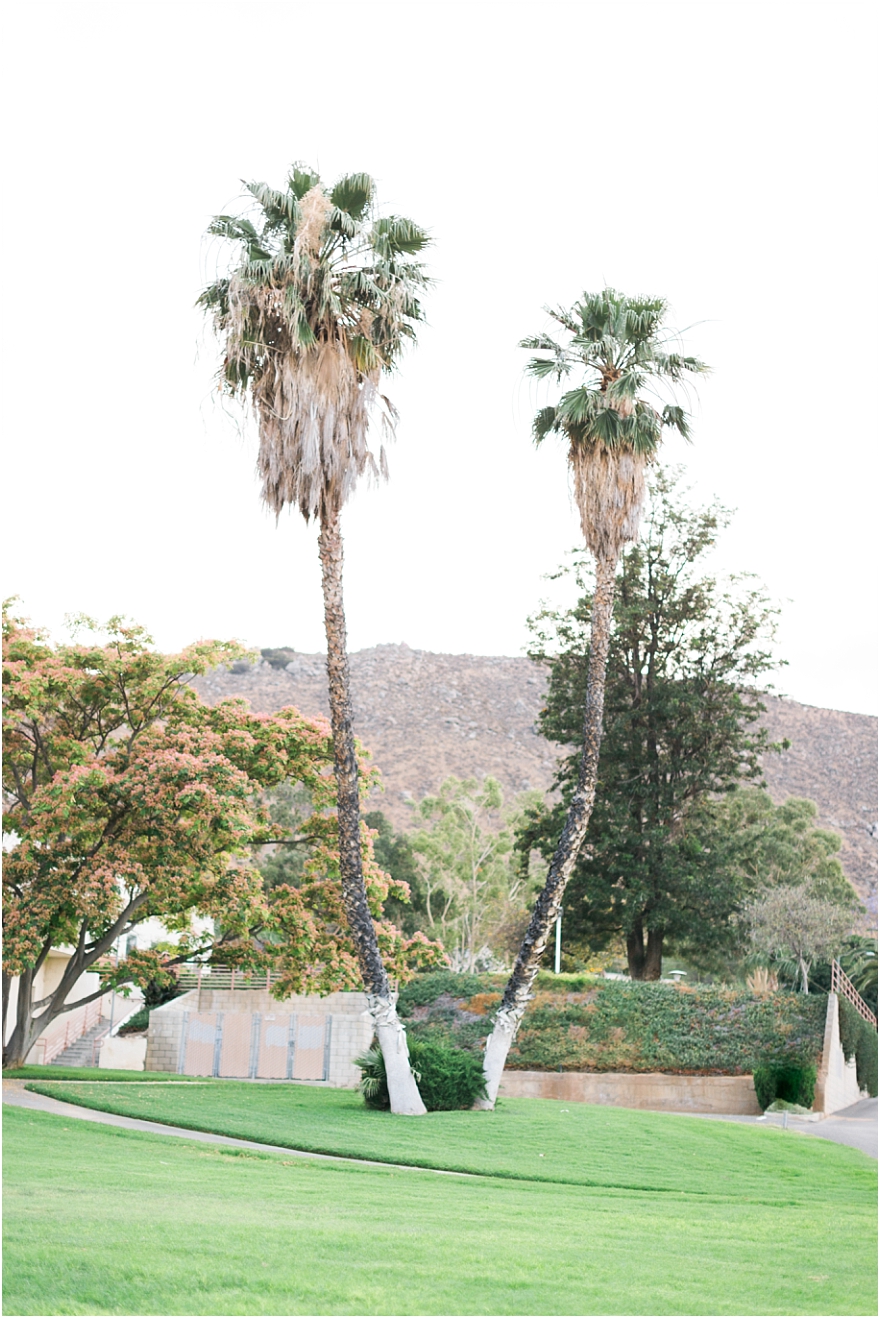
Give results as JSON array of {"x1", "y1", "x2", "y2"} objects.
[{"x1": 193, "y1": 646, "x2": 877, "y2": 916}]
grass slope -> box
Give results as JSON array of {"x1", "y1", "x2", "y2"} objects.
[
  {"x1": 25, "y1": 1078, "x2": 876, "y2": 1201},
  {"x1": 3, "y1": 1105, "x2": 876, "y2": 1316},
  {"x1": 4, "y1": 1065, "x2": 202, "y2": 1083}
]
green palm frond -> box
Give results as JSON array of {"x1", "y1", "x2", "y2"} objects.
[
  {"x1": 371, "y1": 215, "x2": 431, "y2": 256},
  {"x1": 523, "y1": 288, "x2": 708, "y2": 460},
  {"x1": 331, "y1": 172, "x2": 374, "y2": 220},
  {"x1": 532, "y1": 406, "x2": 559, "y2": 443},
  {"x1": 288, "y1": 164, "x2": 321, "y2": 198},
  {"x1": 199, "y1": 163, "x2": 432, "y2": 521},
  {"x1": 244, "y1": 181, "x2": 300, "y2": 230}
]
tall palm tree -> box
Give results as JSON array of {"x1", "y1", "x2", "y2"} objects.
[
  {"x1": 478, "y1": 289, "x2": 708, "y2": 1107},
  {"x1": 199, "y1": 165, "x2": 431, "y2": 1113}
]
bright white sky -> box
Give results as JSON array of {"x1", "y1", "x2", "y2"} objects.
[{"x1": 3, "y1": 1, "x2": 877, "y2": 715}]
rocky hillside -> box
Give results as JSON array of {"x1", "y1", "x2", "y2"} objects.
[{"x1": 193, "y1": 645, "x2": 878, "y2": 916}]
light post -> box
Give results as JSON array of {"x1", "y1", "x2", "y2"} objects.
[{"x1": 554, "y1": 913, "x2": 562, "y2": 975}]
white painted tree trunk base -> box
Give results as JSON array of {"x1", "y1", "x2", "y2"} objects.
[
  {"x1": 367, "y1": 994, "x2": 427, "y2": 1116},
  {"x1": 474, "y1": 1006, "x2": 520, "y2": 1110}
]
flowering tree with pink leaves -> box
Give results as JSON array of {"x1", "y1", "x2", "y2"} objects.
[{"x1": 2, "y1": 606, "x2": 439, "y2": 1068}]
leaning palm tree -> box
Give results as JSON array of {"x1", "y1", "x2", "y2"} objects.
[
  {"x1": 199, "y1": 165, "x2": 431, "y2": 1114},
  {"x1": 478, "y1": 289, "x2": 708, "y2": 1107}
]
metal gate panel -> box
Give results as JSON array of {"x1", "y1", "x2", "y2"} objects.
[
  {"x1": 292, "y1": 1014, "x2": 327, "y2": 1080},
  {"x1": 218, "y1": 1011, "x2": 252, "y2": 1077},
  {"x1": 257, "y1": 1013, "x2": 291, "y2": 1079},
  {"x1": 183, "y1": 1012, "x2": 218, "y2": 1076}
]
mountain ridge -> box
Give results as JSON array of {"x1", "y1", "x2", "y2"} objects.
[{"x1": 192, "y1": 644, "x2": 878, "y2": 917}]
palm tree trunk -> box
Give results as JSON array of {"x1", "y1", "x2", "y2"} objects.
[
  {"x1": 477, "y1": 550, "x2": 618, "y2": 1109},
  {"x1": 317, "y1": 507, "x2": 426, "y2": 1115}
]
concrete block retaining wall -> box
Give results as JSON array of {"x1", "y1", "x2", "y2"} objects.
[
  {"x1": 498, "y1": 1069, "x2": 761, "y2": 1113},
  {"x1": 145, "y1": 989, "x2": 373, "y2": 1088}
]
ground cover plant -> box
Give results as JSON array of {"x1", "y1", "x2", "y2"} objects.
[
  {"x1": 4, "y1": 1101, "x2": 875, "y2": 1316},
  {"x1": 396, "y1": 970, "x2": 828, "y2": 1074}
]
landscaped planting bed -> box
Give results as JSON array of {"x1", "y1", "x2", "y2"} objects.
[{"x1": 397, "y1": 971, "x2": 828, "y2": 1074}]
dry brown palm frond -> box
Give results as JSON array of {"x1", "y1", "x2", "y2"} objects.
[
  {"x1": 295, "y1": 187, "x2": 332, "y2": 257},
  {"x1": 253, "y1": 342, "x2": 386, "y2": 520},
  {"x1": 225, "y1": 270, "x2": 387, "y2": 521},
  {"x1": 571, "y1": 443, "x2": 647, "y2": 561}
]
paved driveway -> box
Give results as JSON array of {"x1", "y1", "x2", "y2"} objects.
[{"x1": 671, "y1": 1097, "x2": 877, "y2": 1159}]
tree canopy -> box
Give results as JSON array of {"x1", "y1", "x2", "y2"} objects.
[
  {"x1": 199, "y1": 164, "x2": 431, "y2": 523},
  {"x1": 516, "y1": 469, "x2": 791, "y2": 979},
  {"x1": 2, "y1": 606, "x2": 439, "y2": 1065}
]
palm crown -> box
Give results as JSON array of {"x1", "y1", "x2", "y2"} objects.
[
  {"x1": 199, "y1": 165, "x2": 431, "y2": 521},
  {"x1": 522, "y1": 289, "x2": 709, "y2": 559}
]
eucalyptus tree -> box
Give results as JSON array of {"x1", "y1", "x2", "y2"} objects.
[
  {"x1": 478, "y1": 289, "x2": 708, "y2": 1106},
  {"x1": 200, "y1": 166, "x2": 431, "y2": 1113}
]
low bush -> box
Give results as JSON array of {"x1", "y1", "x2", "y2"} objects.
[
  {"x1": 117, "y1": 1006, "x2": 150, "y2": 1034},
  {"x1": 838, "y1": 998, "x2": 878, "y2": 1097},
  {"x1": 752, "y1": 1063, "x2": 817, "y2": 1111},
  {"x1": 356, "y1": 1040, "x2": 487, "y2": 1111}
]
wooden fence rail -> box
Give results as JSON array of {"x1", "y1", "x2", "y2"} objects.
[{"x1": 831, "y1": 959, "x2": 877, "y2": 1028}]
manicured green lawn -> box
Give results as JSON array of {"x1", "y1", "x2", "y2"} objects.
[
  {"x1": 24, "y1": 1077, "x2": 877, "y2": 1201},
  {"x1": 4, "y1": 1065, "x2": 204, "y2": 1084},
  {"x1": 3, "y1": 1104, "x2": 875, "y2": 1316}
]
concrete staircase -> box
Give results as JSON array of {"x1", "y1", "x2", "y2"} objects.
[{"x1": 53, "y1": 1019, "x2": 111, "y2": 1068}]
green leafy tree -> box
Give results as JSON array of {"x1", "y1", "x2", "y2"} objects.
[
  {"x1": 200, "y1": 165, "x2": 432, "y2": 1113},
  {"x1": 409, "y1": 778, "x2": 537, "y2": 972},
  {"x1": 747, "y1": 885, "x2": 855, "y2": 993},
  {"x1": 257, "y1": 782, "x2": 314, "y2": 891},
  {"x1": 2, "y1": 607, "x2": 439, "y2": 1069},
  {"x1": 517, "y1": 471, "x2": 785, "y2": 981},
  {"x1": 480, "y1": 293, "x2": 708, "y2": 1106},
  {"x1": 718, "y1": 790, "x2": 857, "y2": 907}
]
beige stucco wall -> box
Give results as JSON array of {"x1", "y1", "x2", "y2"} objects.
[
  {"x1": 100, "y1": 1035, "x2": 147, "y2": 1071},
  {"x1": 814, "y1": 993, "x2": 865, "y2": 1115},
  {"x1": 499, "y1": 1069, "x2": 762, "y2": 1114}
]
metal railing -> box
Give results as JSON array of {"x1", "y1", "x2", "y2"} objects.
[
  {"x1": 831, "y1": 959, "x2": 877, "y2": 1028},
  {"x1": 176, "y1": 965, "x2": 283, "y2": 994},
  {"x1": 34, "y1": 996, "x2": 109, "y2": 1065}
]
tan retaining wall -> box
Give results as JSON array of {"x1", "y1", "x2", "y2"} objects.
[{"x1": 498, "y1": 1069, "x2": 761, "y2": 1114}]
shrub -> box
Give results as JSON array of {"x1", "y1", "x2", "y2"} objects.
[
  {"x1": 857, "y1": 1028, "x2": 878, "y2": 1097},
  {"x1": 117, "y1": 1006, "x2": 150, "y2": 1034},
  {"x1": 838, "y1": 998, "x2": 878, "y2": 1097},
  {"x1": 752, "y1": 1063, "x2": 816, "y2": 1111},
  {"x1": 356, "y1": 1040, "x2": 487, "y2": 1111},
  {"x1": 260, "y1": 647, "x2": 298, "y2": 670}
]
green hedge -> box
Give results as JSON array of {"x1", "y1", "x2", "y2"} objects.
[
  {"x1": 399, "y1": 972, "x2": 827, "y2": 1076},
  {"x1": 752, "y1": 1063, "x2": 817, "y2": 1111},
  {"x1": 838, "y1": 998, "x2": 878, "y2": 1098}
]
